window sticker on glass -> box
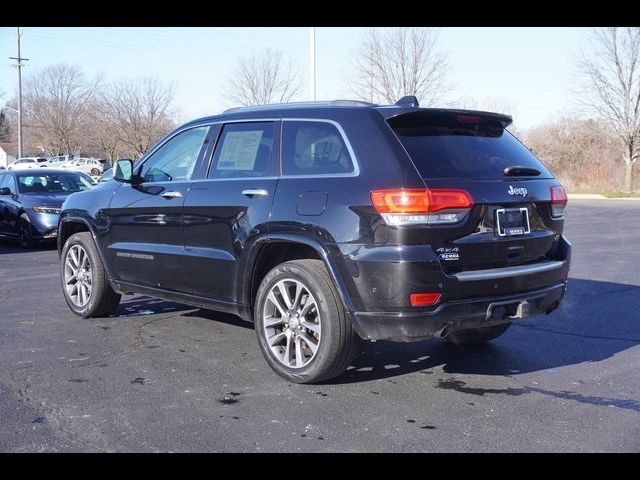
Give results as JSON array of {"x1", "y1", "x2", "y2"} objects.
[{"x1": 216, "y1": 130, "x2": 264, "y2": 171}]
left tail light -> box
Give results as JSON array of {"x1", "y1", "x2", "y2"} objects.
[{"x1": 371, "y1": 188, "x2": 473, "y2": 225}]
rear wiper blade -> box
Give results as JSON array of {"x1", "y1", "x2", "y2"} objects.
[{"x1": 503, "y1": 166, "x2": 541, "y2": 176}]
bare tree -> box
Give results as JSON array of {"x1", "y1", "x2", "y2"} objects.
[
  {"x1": 23, "y1": 64, "x2": 100, "y2": 155},
  {"x1": 576, "y1": 27, "x2": 640, "y2": 193},
  {"x1": 0, "y1": 88, "x2": 11, "y2": 142},
  {"x1": 103, "y1": 77, "x2": 176, "y2": 159},
  {"x1": 524, "y1": 117, "x2": 621, "y2": 192},
  {"x1": 224, "y1": 48, "x2": 303, "y2": 107},
  {"x1": 81, "y1": 98, "x2": 124, "y2": 163},
  {"x1": 348, "y1": 27, "x2": 450, "y2": 105}
]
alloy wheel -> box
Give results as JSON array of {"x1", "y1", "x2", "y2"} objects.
[
  {"x1": 262, "y1": 278, "x2": 321, "y2": 369},
  {"x1": 18, "y1": 219, "x2": 33, "y2": 248},
  {"x1": 64, "y1": 244, "x2": 93, "y2": 307}
]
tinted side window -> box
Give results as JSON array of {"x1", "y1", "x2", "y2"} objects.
[
  {"x1": 140, "y1": 126, "x2": 209, "y2": 183},
  {"x1": 1, "y1": 174, "x2": 16, "y2": 192},
  {"x1": 208, "y1": 122, "x2": 276, "y2": 179},
  {"x1": 283, "y1": 121, "x2": 354, "y2": 175}
]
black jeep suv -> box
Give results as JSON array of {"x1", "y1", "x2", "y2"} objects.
[{"x1": 58, "y1": 98, "x2": 571, "y2": 383}]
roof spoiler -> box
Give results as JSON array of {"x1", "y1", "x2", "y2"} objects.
[{"x1": 379, "y1": 107, "x2": 513, "y2": 128}]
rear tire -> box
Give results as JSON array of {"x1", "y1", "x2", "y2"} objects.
[
  {"x1": 61, "y1": 232, "x2": 121, "y2": 318},
  {"x1": 445, "y1": 322, "x2": 511, "y2": 345},
  {"x1": 254, "y1": 259, "x2": 359, "y2": 384},
  {"x1": 91, "y1": 168, "x2": 100, "y2": 176}
]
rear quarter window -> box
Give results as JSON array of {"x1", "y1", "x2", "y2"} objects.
[{"x1": 282, "y1": 121, "x2": 355, "y2": 176}]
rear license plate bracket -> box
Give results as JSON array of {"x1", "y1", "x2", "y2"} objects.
[{"x1": 496, "y1": 207, "x2": 530, "y2": 237}]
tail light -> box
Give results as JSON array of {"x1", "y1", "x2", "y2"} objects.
[
  {"x1": 550, "y1": 186, "x2": 567, "y2": 218},
  {"x1": 371, "y1": 188, "x2": 473, "y2": 225}
]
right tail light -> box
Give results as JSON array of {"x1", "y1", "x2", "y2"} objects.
[{"x1": 550, "y1": 186, "x2": 568, "y2": 218}]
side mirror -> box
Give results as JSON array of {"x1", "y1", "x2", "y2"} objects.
[
  {"x1": 0, "y1": 187, "x2": 11, "y2": 195},
  {"x1": 114, "y1": 159, "x2": 135, "y2": 183}
]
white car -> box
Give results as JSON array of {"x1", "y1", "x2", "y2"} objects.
[
  {"x1": 60, "y1": 158, "x2": 104, "y2": 176},
  {"x1": 47, "y1": 155, "x2": 76, "y2": 167},
  {"x1": 7, "y1": 157, "x2": 50, "y2": 170}
]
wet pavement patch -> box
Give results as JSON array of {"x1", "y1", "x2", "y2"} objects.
[
  {"x1": 32, "y1": 417, "x2": 47, "y2": 424},
  {"x1": 179, "y1": 349, "x2": 186, "y2": 353},
  {"x1": 436, "y1": 378, "x2": 527, "y2": 397},
  {"x1": 406, "y1": 419, "x2": 416, "y2": 423},
  {"x1": 421, "y1": 425, "x2": 437, "y2": 430},
  {"x1": 147, "y1": 345, "x2": 160, "y2": 349},
  {"x1": 436, "y1": 378, "x2": 640, "y2": 412},
  {"x1": 371, "y1": 391, "x2": 380, "y2": 395},
  {"x1": 131, "y1": 377, "x2": 145, "y2": 385},
  {"x1": 67, "y1": 378, "x2": 89, "y2": 383}
]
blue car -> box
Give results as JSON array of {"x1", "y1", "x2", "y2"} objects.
[{"x1": 0, "y1": 169, "x2": 94, "y2": 248}]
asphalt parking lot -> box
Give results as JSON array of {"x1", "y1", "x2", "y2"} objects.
[{"x1": 1, "y1": 199, "x2": 639, "y2": 452}]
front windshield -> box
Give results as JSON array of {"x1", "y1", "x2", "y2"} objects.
[{"x1": 17, "y1": 172, "x2": 93, "y2": 195}]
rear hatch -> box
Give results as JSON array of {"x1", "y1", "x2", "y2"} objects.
[{"x1": 385, "y1": 109, "x2": 567, "y2": 275}]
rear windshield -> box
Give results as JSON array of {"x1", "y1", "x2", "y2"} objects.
[{"x1": 391, "y1": 117, "x2": 553, "y2": 179}]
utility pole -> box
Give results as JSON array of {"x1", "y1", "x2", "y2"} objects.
[
  {"x1": 309, "y1": 27, "x2": 316, "y2": 101},
  {"x1": 10, "y1": 27, "x2": 28, "y2": 158}
]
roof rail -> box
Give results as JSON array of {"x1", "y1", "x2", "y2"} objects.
[{"x1": 223, "y1": 99, "x2": 376, "y2": 114}]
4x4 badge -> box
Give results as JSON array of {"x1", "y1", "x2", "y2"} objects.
[{"x1": 508, "y1": 185, "x2": 528, "y2": 196}]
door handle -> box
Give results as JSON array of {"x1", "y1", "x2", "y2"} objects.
[
  {"x1": 242, "y1": 189, "x2": 268, "y2": 198},
  {"x1": 161, "y1": 191, "x2": 183, "y2": 199}
]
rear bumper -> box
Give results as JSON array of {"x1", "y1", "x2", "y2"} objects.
[
  {"x1": 352, "y1": 282, "x2": 566, "y2": 341},
  {"x1": 336, "y1": 235, "x2": 571, "y2": 341}
]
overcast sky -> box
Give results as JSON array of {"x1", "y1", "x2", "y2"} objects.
[{"x1": 0, "y1": 27, "x2": 587, "y2": 129}]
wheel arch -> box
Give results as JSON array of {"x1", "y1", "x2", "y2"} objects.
[
  {"x1": 242, "y1": 234, "x2": 356, "y2": 321},
  {"x1": 58, "y1": 217, "x2": 115, "y2": 281}
]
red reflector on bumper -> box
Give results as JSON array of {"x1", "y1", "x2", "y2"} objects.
[{"x1": 410, "y1": 292, "x2": 441, "y2": 307}]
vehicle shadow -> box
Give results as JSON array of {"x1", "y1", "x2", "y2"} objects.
[
  {"x1": 328, "y1": 277, "x2": 640, "y2": 384},
  {"x1": 108, "y1": 278, "x2": 640, "y2": 386},
  {"x1": 114, "y1": 296, "x2": 194, "y2": 317},
  {"x1": 0, "y1": 238, "x2": 58, "y2": 254},
  {"x1": 114, "y1": 295, "x2": 253, "y2": 330}
]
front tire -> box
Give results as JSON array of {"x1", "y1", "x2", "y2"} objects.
[
  {"x1": 91, "y1": 168, "x2": 100, "y2": 176},
  {"x1": 18, "y1": 214, "x2": 37, "y2": 249},
  {"x1": 61, "y1": 232, "x2": 121, "y2": 318},
  {"x1": 254, "y1": 259, "x2": 359, "y2": 384},
  {"x1": 445, "y1": 322, "x2": 512, "y2": 345}
]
